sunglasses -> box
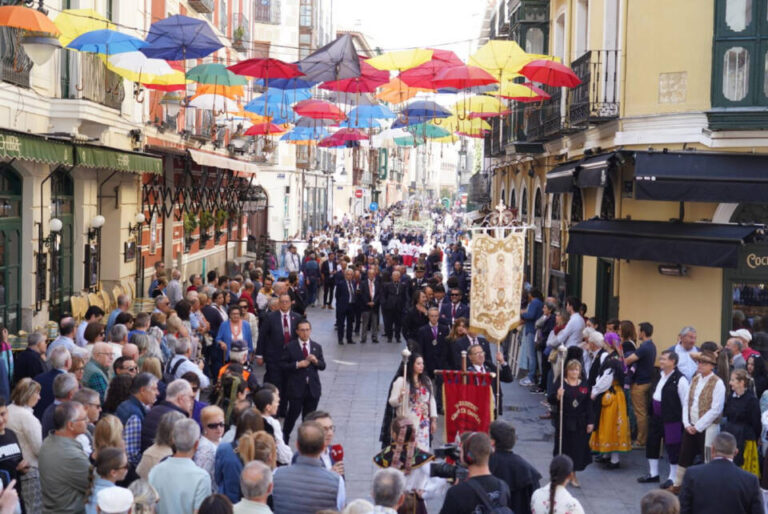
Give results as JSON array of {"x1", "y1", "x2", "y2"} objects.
[
  {"x1": 124, "y1": 366, "x2": 138, "y2": 372},
  {"x1": 206, "y1": 422, "x2": 225, "y2": 429}
]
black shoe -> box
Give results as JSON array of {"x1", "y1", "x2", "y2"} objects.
[
  {"x1": 595, "y1": 455, "x2": 609, "y2": 463},
  {"x1": 603, "y1": 461, "x2": 620, "y2": 469},
  {"x1": 661, "y1": 479, "x2": 674, "y2": 490},
  {"x1": 347, "y1": 340, "x2": 356, "y2": 345},
  {"x1": 373, "y1": 339, "x2": 379, "y2": 343},
  {"x1": 387, "y1": 339, "x2": 393, "y2": 343},
  {"x1": 338, "y1": 341, "x2": 344, "y2": 345},
  {"x1": 396, "y1": 339, "x2": 402, "y2": 344},
  {"x1": 637, "y1": 475, "x2": 660, "y2": 483}
]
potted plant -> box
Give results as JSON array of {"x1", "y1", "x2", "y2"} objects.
[
  {"x1": 183, "y1": 212, "x2": 198, "y2": 251},
  {"x1": 233, "y1": 26, "x2": 246, "y2": 51},
  {"x1": 199, "y1": 210, "x2": 214, "y2": 245},
  {"x1": 214, "y1": 210, "x2": 228, "y2": 243}
]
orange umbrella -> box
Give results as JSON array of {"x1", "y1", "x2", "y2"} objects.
[
  {"x1": 376, "y1": 78, "x2": 433, "y2": 104},
  {"x1": 197, "y1": 84, "x2": 244, "y2": 99},
  {"x1": 0, "y1": 6, "x2": 59, "y2": 35}
]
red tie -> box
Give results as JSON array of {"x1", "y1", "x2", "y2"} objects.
[
  {"x1": 302, "y1": 343, "x2": 309, "y2": 358},
  {"x1": 452, "y1": 304, "x2": 457, "y2": 318},
  {"x1": 283, "y1": 315, "x2": 290, "y2": 344}
]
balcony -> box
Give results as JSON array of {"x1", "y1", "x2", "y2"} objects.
[
  {"x1": 569, "y1": 50, "x2": 619, "y2": 128},
  {"x1": 0, "y1": 28, "x2": 31, "y2": 88},
  {"x1": 191, "y1": 110, "x2": 215, "y2": 141},
  {"x1": 232, "y1": 13, "x2": 250, "y2": 53},
  {"x1": 255, "y1": 0, "x2": 281, "y2": 24},
  {"x1": 525, "y1": 84, "x2": 563, "y2": 141},
  {"x1": 80, "y1": 54, "x2": 125, "y2": 110},
  {"x1": 189, "y1": 0, "x2": 214, "y2": 13},
  {"x1": 296, "y1": 145, "x2": 310, "y2": 170}
]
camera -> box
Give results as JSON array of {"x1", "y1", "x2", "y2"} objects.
[{"x1": 430, "y1": 444, "x2": 468, "y2": 482}]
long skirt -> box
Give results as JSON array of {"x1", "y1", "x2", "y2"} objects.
[
  {"x1": 743, "y1": 439, "x2": 761, "y2": 478},
  {"x1": 554, "y1": 425, "x2": 593, "y2": 472},
  {"x1": 20, "y1": 467, "x2": 41, "y2": 514},
  {"x1": 590, "y1": 385, "x2": 631, "y2": 454}
]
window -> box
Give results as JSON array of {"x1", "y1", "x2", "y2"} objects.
[
  {"x1": 575, "y1": 0, "x2": 589, "y2": 58},
  {"x1": 219, "y1": 0, "x2": 228, "y2": 35},
  {"x1": 713, "y1": 0, "x2": 768, "y2": 106},
  {"x1": 252, "y1": 42, "x2": 270, "y2": 59},
  {"x1": 255, "y1": 0, "x2": 272, "y2": 22},
  {"x1": 300, "y1": 0, "x2": 312, "y2": 27},
  {"x1": 526, "y1": 28, "x2": 545, "y2": 54}
]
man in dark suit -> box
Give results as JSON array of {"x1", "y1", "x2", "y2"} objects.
[
  {"x1": 287, "y1": 272, "x2": 306, "y2": 317},
  {"x1": 381, "y1": 270, "x2": 408, "y2": 343},
  {"x1": 489, "y1": 419, "x2": 541, "y2": 514},
  {"x1": 451, "y1": 322, "x2": 495, "y2": 371},
  {"x1": 439, "y1": 288, "x2": 470, "y2": 328},
  {"x1": 335, "y1": 268, "x2": 357, "y2": 345},
  {"x1": 418, "y1": 307, "x2": 450, "y2": 412},
  {"x1": 256, "y1": 293, "x2": 302, "y2": 417},
  {"x1": 467, "y1": 343, "x2": 513, "y2": 417},
  {"x1": 33, "y1": 345, "x2": 71, "y2": 419},
  {"x1": 280, "y1": 319, "x2": 326, "y2": 444},
  {"x1": 678, "y1": 431, "x2": 762, "y2": 514},
  {"x1": 409, "y1": 265, "x2": 427, "y2": 300},
  {"x1": 14, "y1": 332, "x2": 46, "y2": 383},
  {"x1": 320, "y1": 252, "x2": 337, "y2": 309},
  {"x1": 359, "y1": 268, "x2": 381, "y2": 344}
]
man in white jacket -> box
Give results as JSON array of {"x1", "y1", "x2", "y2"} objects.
[{"x1": 253, "y1": 386, "x2": 293, "y2": 466}]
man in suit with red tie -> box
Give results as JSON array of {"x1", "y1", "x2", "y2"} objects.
[
  {"x1": 335, "y1": 268, "x2": 358, "y2": 345},
  {"x1": 418, "y1": 307, "x2": 450, "y2": 413},
  {"x1": 281, "y1": 319, "x2": 326, "y2": 444},
  {"x1": 256, "y1": 293, "x2": 302, "y2": 417},
  {"x1": 359, "y1": 268, "x2": 381, "y2": 344},
  {"x1": 440, "y1": 288, "x2": 470, "y2": 328},
  {"x1": 467, "y1": 343, "x2": 513, "y2": 416}
]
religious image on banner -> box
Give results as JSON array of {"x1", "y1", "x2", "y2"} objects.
[
  {"x1": 470, "y1": 232, "x2": 525, "y2": 341},
  {"x1": 442, "y1": 370, "x2": 494, "y2": 442}
]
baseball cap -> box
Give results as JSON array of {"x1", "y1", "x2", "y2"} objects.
[
  {"x1": 97, "y1": 487, "x2": 134, "y2": 513},
  {"x1": 730, "y1": 328, "x2": 753, "y2": 342},
  {"x1": 231, "y1": 340, "x2": 248, "y2": 352}
]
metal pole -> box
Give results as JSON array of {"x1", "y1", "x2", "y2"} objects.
[
  {"x1": 400, "y1": 347, "x2": 411, "y2": 418},
  {"x1": 558, "y1": 344, "x2": 567, "y2": 456}
]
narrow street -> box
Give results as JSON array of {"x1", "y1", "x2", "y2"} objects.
[{"x1": 258, "y1": 305, "x2": 653, "y2": 512}]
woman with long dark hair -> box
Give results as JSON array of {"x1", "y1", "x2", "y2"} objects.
[
  {"x1": 387, "y1": 353, "x2": 437, "y2": 450},
  {"x1": 747, "y1": 354, "x2": 768, "y2": 399},
  {"x1": 724, "y1": 369, "x2": 762, "y2": 477},
  {"x1": 531, "y1": 455, "x2": 585, "y2": 514}
]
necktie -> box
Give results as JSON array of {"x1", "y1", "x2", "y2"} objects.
[
  {"x1": 302, "y1": 343, "x2": 309, "y2": 358},
  {"x1": 452, "y1": 304, "x2": 457, "y2": 318},
  {"x1": 432, "y1": 326, "x2": 437, "y2": 339},
  {"x1": 348, "y1": 281, "x2": 354, "y2": 299},
  {"x1": 283, "y1": 314, "x2": 290, "y2": 344},
  {"x1": 370, "y1": 280, "x2": 374, "y2": 298}
]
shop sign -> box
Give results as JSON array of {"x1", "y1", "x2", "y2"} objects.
[{"x1": 739, "y1": 245, "x2": 768, "y2": 273}]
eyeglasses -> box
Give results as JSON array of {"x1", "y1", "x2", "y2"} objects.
[
  {"x1": 206, "y1": 422, "x2": 225, "y2": 429},
  {"x1": 72, "y1": 417, "x2": 89, "y2": 424},
  {"x1": 320, "y1": 424, "x2": 336, "y2": 432},
  {"x1": 450, "y1": 294, "x2": 461, "y2": 297},
  {"x1": 470, "y1": 351, "x2": 485, "y2": 356},
  {"x1": 124, "y1": 366, "x2": 138, "y2": 372}
]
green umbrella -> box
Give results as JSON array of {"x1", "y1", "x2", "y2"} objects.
[
  {"x1": 187, "y1": 63, "x2": 247, "y2": 86},
  {"x1": 394, "y1": 135, "x2": 425, "y2": 147},
  {"x1": 408, "y1": 123, "x2": 451, "y2": 139}
]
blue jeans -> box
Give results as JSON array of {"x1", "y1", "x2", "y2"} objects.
[{"x1": 521, "y1": 327, "x2": 537, "y2": 382}]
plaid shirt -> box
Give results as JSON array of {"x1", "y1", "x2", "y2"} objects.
[
  {"x1": 83, "y1": 359, "x2": 109, "y2": 402},
  {"x1": 124, "y1": 415, "x2": 142, "y2": 464}
]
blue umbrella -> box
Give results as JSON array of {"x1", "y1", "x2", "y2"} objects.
[
  {"x1": 260, "y1": 88, "x2": 311, "y2": 104},
  {"x1": 401, "y1": 100, "x2": 452, "y2": 119},
  {"x1": 392, "y1": 114, "x2": 440, "y2": 128},
  {"x1": 281, "y1": 127, "x2": 329, "y2": 142},
  {"x1": 348, "y1": 104, "x2": 396, "y2": 120},
  {"x1": 254, "y1": 77, "x2": 317, "y2": 90},
  {"x1": 67, "y1": 29, "x2": 148, "y2": 55},
  {"x1": 141, "y1": 15, "x2": 222, "y2": 60},
  {"x1": 244, "y1": 99, "x2": 297, "y2": 123},
  {"x1": 339, "y1": 117, "x2": 383, "y2": 129}
]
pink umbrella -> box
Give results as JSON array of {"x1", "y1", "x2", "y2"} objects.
[
  {"x1": 293, "y1": 99, "x2": 347, "y2": 121},
  {"x1": 431, "y1": 65, "x2": 498, "y2": 90}
]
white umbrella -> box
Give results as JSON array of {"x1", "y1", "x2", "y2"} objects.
[{"x1": 188, "y1": 94, "x2": 240, "y2": 113}]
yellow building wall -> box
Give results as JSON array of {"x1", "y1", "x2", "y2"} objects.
[
  {"x1": 582, "y1": 256, "x2": 598, "y2": 313},
  {"x1": 624, "y1": 0, "x2": 713, "y2": 116},
  {"x1": 617, "y1": 260, "x2": 723, "y2": 347}
]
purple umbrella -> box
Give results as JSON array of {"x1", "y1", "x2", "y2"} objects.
[
  {"x1": 297, "y1": 34, "x2": 361, "y2": 82},
  {"x1": 141, "y1": 14, "x2": 222, "y2": 60}
]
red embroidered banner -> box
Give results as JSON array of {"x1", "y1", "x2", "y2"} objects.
[{"x1": 442, "y1": 370, "x2": 494, "y2": 442}]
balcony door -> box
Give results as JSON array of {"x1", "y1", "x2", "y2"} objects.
[
  {"x1": 0, "y1": 165, "x2": 21, "y2": 333},
  {"x1": 50, "y1": 169, "x2": 74, "y2": 320}
]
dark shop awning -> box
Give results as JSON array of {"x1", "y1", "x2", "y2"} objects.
[
  {"x1": 634, "y1": 151, "x2": 768, "y2": 202},
  {"x1": 566, "y1": 219, "x2": 761, "y2": 268},
  {"x1": 545, "y1": 161, "x2": 579, "y2": 193},
  {"x1": 576, "y1": 153, "x2": 615, "y2": 188}
]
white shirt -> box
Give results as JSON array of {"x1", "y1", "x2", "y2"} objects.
[
  {"x1": 674, "y1": 343, "x2": 698, "y2": 381},
  {"x1": 285, "y1": 252, "x2": 300, "y2": 272},
  {"x1": 265, "y1": 416, "x2": 293, "y2": 465},
  {"x1": 682, "y1": 372, "x2": 725, "y2": 432},
  {"x1": 531, "y1": 483, "x2": 585, "y2": 514},
  {"x1": 652, "y1": 369, "x2": 689, "y2": 406},
  {"x1": 555, "y1": 313, "x2": 585, "y2": 348},
  {"x1": 167, "y1": 355, "x2": 211, "y2": 389},
  {"x1": 76, "y1": 321, "x2": 89, "y2": 347}
]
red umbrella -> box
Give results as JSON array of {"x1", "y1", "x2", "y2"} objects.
[
  {"x1": 227, "y1": 57, "x2": 303, "y2": 79},
  {"x1": 293, "y1": 99, "x2": 346, "y2": 121},
  {"x1": 399, "y1": 49, "x2": 470, "y2": 89},
  {"x1": 520, "y1": 60, "x2": 581, "y2": 88},
  {"x1": 431, "y1": 65, "x2": 499, "y2": 90},
  {"x1": 318, "y1": 128, "x2": 368, "y2": 147},
  {"x1": 429, "y1": 49, "x2": 464, "y2": 66},
  {"x1": 512, "y1": 82, "x2": 552, "y2": 103},
  {"x1": 244, "y1": 123, "x2": 287, "y2": 136},
  {"x1": 319, "y1": 57, "x2": 389, "y2": 93}
]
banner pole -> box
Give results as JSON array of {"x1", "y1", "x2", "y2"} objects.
[
  {"x1": 558, "y1": 344, "x2": 567, "y2": 456},
  {"x1": 461, "y1": 350, "x2": 467, "y2": 386},
  {"x1": 400, "y1": 348, "x2": 411, "y2": 418}
]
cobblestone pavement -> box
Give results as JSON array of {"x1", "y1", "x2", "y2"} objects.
[{"x1": 256, "y1": 304, "x2": 656, "y2": 512}]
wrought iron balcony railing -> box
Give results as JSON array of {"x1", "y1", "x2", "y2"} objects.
[{"x1": 569, "y1": 50, "x2": 620, "y2": 128}]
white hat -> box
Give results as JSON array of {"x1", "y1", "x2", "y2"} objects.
[
  {"x1": 730, "y1": 328, "x2": 753, "y2": 342},
  {"x1": 97, "y1": 486, "x2": 134, "y2": 513}
]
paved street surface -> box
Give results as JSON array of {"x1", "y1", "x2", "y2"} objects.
[{"x1": 257, "y1": 305, "x2": 655, "y2": 512}]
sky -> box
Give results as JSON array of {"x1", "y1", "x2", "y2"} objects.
[{"x1": 332, "y1": 0, "x2": 489, "y2": 61}]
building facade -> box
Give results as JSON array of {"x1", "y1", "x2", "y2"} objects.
[{"x1": 482, "y1": 0, "x2": 768, "y2": 346}]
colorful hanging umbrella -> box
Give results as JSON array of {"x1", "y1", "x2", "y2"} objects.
[
  {"x1": 258, "y1": 88, "x2": 311, "y2": 104},
  {"x1": 0, "y1": 6, "x2": 60, "y2": 35},
  {"x1": 187, "y1": 63, "x2": 247, "y2": 86},
  {"x1": 327, "y1": 91, "x2": 379, "y2": 106},
  {"x1": 319, "y1": 57, "x2": 390, "y2": 93},
  {"x1": 196, "y1": 83, "x2": 244, "y2": 99},
  {"x1": 366, "y1": 49, "x2": 433, "y2": 71},
  {"x1": 244, "y1": 101, "x2": 297, "y2": 123},
  {"x1": 327, "y1": 128, "x2": 369, "y2": 141},
  {"x1": 54, "y1": 9, "x2": 113, "y2": 47},
  {"x1": 293, "y1": 99, "x2": 346, "y2": 121},
  {"x1": 295, "y1": 117, "x2": 336, "y2": 128},
  {"x1": 376, "y1": 78, "x2": 433, "y2": 103},
  {"x1": 398, "y1": 49, "x2": 463, "y2": 89},
  {"x1": 431, "y1": 134, "x2": 459, "y2": 144},
  {"x1": 338, "y1": 117, "x2": 383, "y2": 129},
  {"x1": 281, "y1": 126, "x2": 329, "y2": 142},
  {"x1": 141, "y1": 15, "x2": 222, "y2": 60},
  {"x1": 452, "y1": 95, "x2": 510, "y2": 118},
  {"x1": 340, "y1": 104, "x2": 395, "y2": 128},
  {"x1": 67, "y1": 29, "x2": 147, "y2": 54},
  {"x1": 408, "y1": 123, "x2": 451, "y2": 139},
  {"x1": 520, "y1": 60, "x2": 581, "y2": 88},
  {"x1": 297, "y1": 34, "x2": 361, "y2": 82},
  {"x1": 228, "y1": 57, "x2": 302, "y2": 79},
  {"x1": 490, "y1": 82, "x2": 548, "y2": 101},
  {"x1": 254, "y1": 77, "x2": 317, "y2": 90},
  {"x1": 244, "y1": 122, "x2": 287, "y2": 136},
  {"x1": 469, "y1": 40, "x2": 551, "y2": 77},
  {"x1": 432, "y1": 65, "x2": 498, "y2": 90},
  {"x1": 188, "y1": 94, "x2": 240, "y2": 112},
  {"x1": 107, "y1": 51, "x2": 174, "y2": 77},
  {"x1": 401, "y1": 100, "x2": 452, "y2": 120}
]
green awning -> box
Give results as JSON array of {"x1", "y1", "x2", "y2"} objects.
[
  {"x1": 0, "y1": 130, "x2": 73, "y2": 165},
  {"x1": 75, "y1": 146, "x2": 162, "y2": 175}
]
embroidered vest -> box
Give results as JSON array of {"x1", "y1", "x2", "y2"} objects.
[{"x1": 687, "y1": 373, "x2": 722, "y2": 425}]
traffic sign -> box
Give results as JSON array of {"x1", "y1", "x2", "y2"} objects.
[
  {"x1": 355, "y1": 189, "x2": 363, "y2": 199},
  {"x1": 369, "y1": 202, "x2": 379, "y2": 211}
]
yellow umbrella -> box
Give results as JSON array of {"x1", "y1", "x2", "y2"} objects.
[
  {"x1": 54, "y1": 9, "x2": 114, "y2": 47},
  {"x1": 452, "y1": 95, "x2": 508, "y2": 116},
  {"x1": 489, "y1": 82, "x2": 541, "y2": 100},
  {"x1": 470, "y1": 40, "x2": 554, "y2": 76},
  {"x1": 103, "y1": 53, "x2": 188, "y2": 86},
  {"x1": 433, "y1": 116, "x2": 492, "y2": 132},
  {"x1": 367, "y1": 49, "x2": 433, "y2": 71},
  {"x1": 431, "y1": 134, "x2": 459, "y2": 144},
  {"x1": 376, "y1": 77, "x2": 433, "y2": 104}
]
